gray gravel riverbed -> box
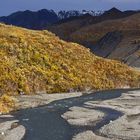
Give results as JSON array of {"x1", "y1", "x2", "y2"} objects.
[{"x1": 0, "y1": 89, "x2": 140, "y2": 140}]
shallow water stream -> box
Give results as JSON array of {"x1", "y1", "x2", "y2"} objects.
[{"x1": 13, "y1": 89, "x2": 138, "y2": 140}]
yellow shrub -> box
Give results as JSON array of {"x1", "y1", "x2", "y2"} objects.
[{"x1": 0, "y1": 95, "x2": 16, "y2": 114}]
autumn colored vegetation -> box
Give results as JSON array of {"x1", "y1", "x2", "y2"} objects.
[
  {"x1": 0, "y1": 23, "x2": 140, "y2": 112},
  {"x1": 0, "y1": 95, "x2": 15, "y2": 113}
]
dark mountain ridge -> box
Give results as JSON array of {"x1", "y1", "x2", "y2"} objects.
[{"x1": 0, "y1": 9, "x2": 59, "y2": 29}]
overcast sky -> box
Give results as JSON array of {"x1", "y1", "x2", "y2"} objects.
[{"x1": 0, "y1": 0, "x2": 140, "y2": 16}]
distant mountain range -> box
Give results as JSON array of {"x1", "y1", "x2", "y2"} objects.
[
  {"x1": 0, "y1": 9, "x2": 103, "y2": 29},
  {"x1": 0, "y1": 7, "x2": 139, "y2": 30},
  {"x1": 49, "y1": 8, "x2": 140, "y2": 40}
]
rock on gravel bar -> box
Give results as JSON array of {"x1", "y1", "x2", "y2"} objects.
[
  {"x1": 3, "y1": 125, "x2": 25, "y2": 140},
  {"x1": 0, "y1": 115, "x2": 25, "y2": 140}
]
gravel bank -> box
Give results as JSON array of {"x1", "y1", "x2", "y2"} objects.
[
  {"x1": 89, "y1": 91, "x2": 140, "y2": 140},
  {"x1": 62, "y1": 106, "x2": 104, "y2": 126}
]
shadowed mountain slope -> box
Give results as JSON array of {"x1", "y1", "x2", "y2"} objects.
[
  {"x1": 94, "y1": 30, "x2": 140, "y2": 67},
  {"x1": 70, "y1": 13, "x2": 140, "y2": 45}
]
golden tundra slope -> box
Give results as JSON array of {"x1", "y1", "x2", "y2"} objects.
[{"x1": 0, "y1": 23, "x2": 140, "y2": 96}]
